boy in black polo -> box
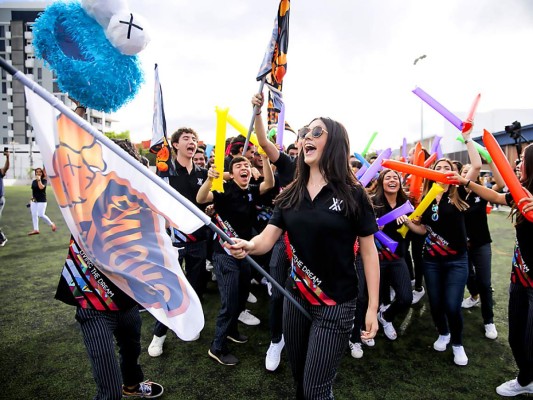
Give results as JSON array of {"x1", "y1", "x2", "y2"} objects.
[
  {"x1": 148, "y1": 127, "x2": 208, "y2": 357},
  {"x1": 197, "y1": 155, "x2": 274, "y2": 365}
]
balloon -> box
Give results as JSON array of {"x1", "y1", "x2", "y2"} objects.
[
  {"x1": 424, "y1": 153, "x2": 437, "y2": 168},
  {"x1": 205, "y1": 144, "x2": 214, "y2": 158},
  {"x1": 412, "y1": 87, "x2": 463, "y2": 130},
  {"x1": 213, "y1": 107, "x2": 228, "y2": 192},
  {"x1": 483, "y1": 130, "x2": 533, "y2": 222},
  {"x1": 409, "y1": 145, "x2": 425, "y2": 201},
  {"x1": 436, "y1": 143, "x2": 443, "y2": 160},
  {"x1": 466, "y1": 93, "x2": 481, "y2": 123},
  {"x1": 276, "y1": 103, "x2": 285, "y2": 148},
  {"x1": 375, "y1": 231, "x2": 398, "y2": 254},
  {"x1": 456, "y1": 135, "x2": 492, "y2": 163},
  {"x1": 354, "y1": 152, "x2": 370, "y2": 168},
  {"x1": 224, "y1": 110, "x2": 262, "y2": 150},
  {"x1": 382, "y1": 159, "x2": 458, "y2": 185},
  {"x1": 402, "y1": 137, "x2": 408, "y2": 160},
  {"x1": 430, "y1": 136, "x2": 442, "y2": 156},
  {"x1": 397, "y1": 183, "x2": 445, "y2": 238},
  {"x1": 355, "y1": 164, "x2": 368, "y2": 180},
  {"x1": 362, "y1": 131, "x2": 378, "y2": 157},
  {"x1": 376, "y1": 200, "x2": 415, "y2": 226},
  {"x1": 359, "y1": 148, "x2": 392, "y2": 187}
]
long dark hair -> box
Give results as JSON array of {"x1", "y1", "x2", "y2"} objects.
[
  {"x1": 275, "y1": 117, "x2": 363, "y2": 217},
  {"x1": 370, "y1": 169, "x2": 408, "y2": 217},
  {"x1": 513, "y1": 143, "x2": 533, "y2": 225},
  {"x1": 422, "y1": 158, "x2": 468, "y2": 211}
]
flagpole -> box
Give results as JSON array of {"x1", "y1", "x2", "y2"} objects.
[
  {"x1": 0, "y1": 57, "x2": 311, "y2": 321},
  {"x1": 242, "y1": 78, "x2": 265, "y2": 152}
]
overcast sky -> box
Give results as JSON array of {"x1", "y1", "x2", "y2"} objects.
[{"x1": 14, "y1": 0, "x2": 533, "y2": 151}]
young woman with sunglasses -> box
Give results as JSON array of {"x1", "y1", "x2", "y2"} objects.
[
  {"x1": 226, "y1": 114, "x2": 380, "y2": 399},
  {"x1": 451, "y1": 143, "x2": 533, "y2": 396}
]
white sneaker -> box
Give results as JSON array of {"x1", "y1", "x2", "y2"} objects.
[
  {"x1": 349, "y1": 341, "x2": 364, "y2": 359},
  {"x1": 412, "y1": 287, "x2": 425, "y2": 304},
  {"x1": 484, "y1": 323, "x2": 498, "y2": 340},
  {"x1": 265, "y1": 336, "x2": 285, "y2": 371},
  {"x1": 461, "y1": 296, "x2": 480, "y2": 309},
  {"x1": 378, "y1": 311, "x2": 397, "y2": 340},
  {"x1": 362, "y1": 338, "x2": 375, "y2": 347},
  {"x1": 496, "y1": 378, "x2": 533, "y2": 396},
  {"x1": 247, "y1": 292, "x2": 257, "y2": 304},
  {"x1": 148, "y1": 335, "x2": 166, "y2": 357},
  {"x1": 452, "y1": 345, "x2": 468, "y2": 366},
  {"x1": 238, "y1": 310, "x2": 260, "y2": 326},
  {"x1": 433, "y1": 334, "x2": 451, "y2": 351}
]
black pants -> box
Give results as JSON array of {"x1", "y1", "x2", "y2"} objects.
[
  {"x1": 350, "y1": 257, "x2": 366, "y2": 343},
  {"x1": 466, "y1": 243, "x2": 494, "y2": 324},
  {"x1": 211, "y1": 252, "x2": 251, "y2": 352},
  {"x1": 76, "y1": 306, "x2": 144, "y2": 400},
  {"x1": 508, "y1": 282, "x2": 533, "y2": 386},
  {"x1": 406, "y1": 233, "x2": 425, "y2": 290},
  {"x1": 269, "y1": 238, "x2": 291, "y2": 343},
  {"x1": 284, "y1": 289, "x2": 356, "y2": 400},
  {"x1": 153, "y1": 241, "x2": 207, "y2": 338},
  {"x1": 380, "y1": 258, "x2": 413, "y2": 324}
]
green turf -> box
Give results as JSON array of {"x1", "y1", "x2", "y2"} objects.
[{"x1": 0, "y1": 186, "x2": 524, "y2": 399}]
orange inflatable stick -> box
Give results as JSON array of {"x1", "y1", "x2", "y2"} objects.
[
  {"x1": 482, "y1": 130, "x2": 533, "y2": 222},
  {"x1": 382, "y1": 159, "x2": 458, "y2": 185}
]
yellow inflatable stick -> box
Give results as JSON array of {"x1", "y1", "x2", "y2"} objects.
[
  {"x1": 213, "y1": 107, "x2": 229, "y2": 192},
  {"x1": 225, "y1": 111, "x2": 262, "y2": 151},
  {"x1": 397, "y1": 183, "x2": 444, "y2": 238}
]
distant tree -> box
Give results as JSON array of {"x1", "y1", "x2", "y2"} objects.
[{"x1": 105, "y1": 130, "x2": 131, "y2": 140}]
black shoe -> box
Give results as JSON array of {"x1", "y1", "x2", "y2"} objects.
[
  {"x1": 208, "y1": 348, "x2": 239, "y2": 365},
  {"x1": 123, "y1": 380, "x2": 164, "y2": 398},
  {"x1": 227, "y1": 333, "x2": 248, "y2": 344}
]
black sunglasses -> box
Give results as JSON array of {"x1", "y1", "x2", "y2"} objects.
[{"x1": 298, "y1": 126, "x2": 328, "y2": 139}]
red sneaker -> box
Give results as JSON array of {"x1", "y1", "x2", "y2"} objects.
[{"x1": 28, "y1": 230, "x2": 40, "y2": 236}]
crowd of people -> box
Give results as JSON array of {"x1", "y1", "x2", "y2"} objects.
[{"x1": 1, "y1": 97, "x2": 531, "y2": 399}]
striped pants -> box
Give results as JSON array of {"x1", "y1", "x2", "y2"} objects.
[
  {"x1": 75, "y1": 306, "x2": 144, "y2": 400},
  {"x1": 283, "y1": 289, "x2": 356, "y2": 400}
]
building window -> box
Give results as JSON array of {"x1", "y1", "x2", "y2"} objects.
[{"x1": 37, "y1": 68, "x2": 42, "y2": 80}]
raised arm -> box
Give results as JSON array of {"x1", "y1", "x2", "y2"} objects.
[
  {"x1": 488, "y1": 161, "x2": 505, "y2": 192},
  {"x1": 451, "y1": 172, "x2": 507, "y2": 205},
  {"x1": 259, "y1": 154, "x2": 274, "y2": 195},
  {"x1": 1, "y1": 150, "x2": 10, "y2": 176},
  {"x1": 197, "y1": 166, "x2": 218, "y2": 204},
  {"x1": 252, "y1": 93, "x2": 281, "y2": 163},
  {"x1": 463, "y1": 124, "x2": 482, "y2": 181}
]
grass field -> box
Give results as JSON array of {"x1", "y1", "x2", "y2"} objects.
[{"x1": 0, "y1": 185, "x2": 525, "y2": 399}]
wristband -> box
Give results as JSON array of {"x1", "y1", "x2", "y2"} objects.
[{"x1": 465, "y1": 180, "x2": 471, "y2": 188}]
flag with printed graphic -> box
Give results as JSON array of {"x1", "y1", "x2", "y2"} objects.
[
  {"x1": 256, "y1": 0, "x2": 290, "y2": 125},
  {"x1": 150, "y1": 64, "x2": 173, "y2": 177},
  {"x1": 25, "y1": 88, "x2": 205, "y2": 340}
]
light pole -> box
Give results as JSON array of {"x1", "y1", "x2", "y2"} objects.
[{"x1": 414, "y1": 54, "x2": 427, "y2": 143}]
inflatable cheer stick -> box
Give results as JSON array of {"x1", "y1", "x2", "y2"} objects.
[
  {"x1": 205, "y1": 144, "x2": 214, "y2": 158},
  {"x1": 355, "y1": 164, "x2": 368, "y2": 180},
  {"x1": 276, "y1": 103, "x2": 285, "y2": 147},
  {"x1": 424, "y1": 152, "x2": 437, "y2": 168},
  {"x1": 409, "y1": 144, "x2": 425, "y2": 201},
  {"x1": 402, "y1": 137, "x2": 408, "y2": 160},
  {"x1": 397, "y1": 183, "x2": 444, "y2": 238},
  {"x1": 456, "y1": 135, "x2": 492, "y2": 163},
  {"x1": 483, "y1": 130, "x2": 533, "y2": 222},
  {"x1": 376, "y1": 200, "x2": 415, "y2": 226},
  {"x1": 213, "y1": 107, "x2": 229, "y2": 192},
  {"x1": 375, "y1": 231, "x2": 398, "y2": 254},
  {"x1": 462, "y1": 93, "x2": 481, "y2": 133},
  {"x1": 382, "y1": 159, "x2": 458, "y2": 185},
  {"x1": 412, "y1": 87, "x2": 463, "y2": 130},
  {"x1": 359, "y1": 148, "x2": 392, "y2": 187},
  {"x1": 354, "y1": 152, "x2": 371, "y2": 168},
  {"x1": 430, "y1": 136, "x2": 442, "y2": 156},
  {"x1": 362, "y1": 131, "x2": 378, "y2": 157}
]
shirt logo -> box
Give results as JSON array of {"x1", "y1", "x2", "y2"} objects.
[
  {"x1": 197, "y1": 178, "x2": 204, "y2": 185},
  {"x1": 475, "y1": 196, "x2": 480, "y2": 203},
  {"x1": 248, "y1": 193, "x2": 253, "y2": 201},
  {"x1": 329, "y1": 198, "x2": 343, "y2": 212}
]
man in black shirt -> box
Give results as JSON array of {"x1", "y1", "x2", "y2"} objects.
[{"x1": 148, "y1": 127, "x2": 208, "y2": 357}]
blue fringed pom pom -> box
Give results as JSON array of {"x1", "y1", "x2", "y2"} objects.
[{"x1": 32, "y1": 1, "x2": 143, "y2": 113}]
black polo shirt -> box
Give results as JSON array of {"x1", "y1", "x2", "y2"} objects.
[
  {"x1": 374, "y1": 200, "x2": 408, "y2": 259},
  {"x1": 463, "y1": 190, "x2": 491, "y2": 247},
  {"x1": 421, "y1": 191, "x2": 467, "y2": 259},
  {"x1": 32, "y1": 178, "x2": 47, "y2": 202},
  {"x1": 269, "y1": 184, "x2": 377, "y2": 304},
  {"x1": 505, "y1": 193, "x2": 533, "y2": 288},
  {"x1": 273, "y1": 152, "x2": 297, "y2": 188},
  {"x1": 168, "y1": 160, "x2": 208, "y2": 240},
  {"x1": 212, "y1": 180, "x2": 261, "y2": 253}
]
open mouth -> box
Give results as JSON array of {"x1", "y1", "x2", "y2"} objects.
[
  {"x1": 304, "y1": 142, "x2": 316, "y2": 156},
  {"x1": 186, "y1": 144, "x2": 196, "y2": 153}
]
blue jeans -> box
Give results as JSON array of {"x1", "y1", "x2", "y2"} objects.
[{"x1": 423, "y1": 252, "x2": 468, "y2": 345}]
